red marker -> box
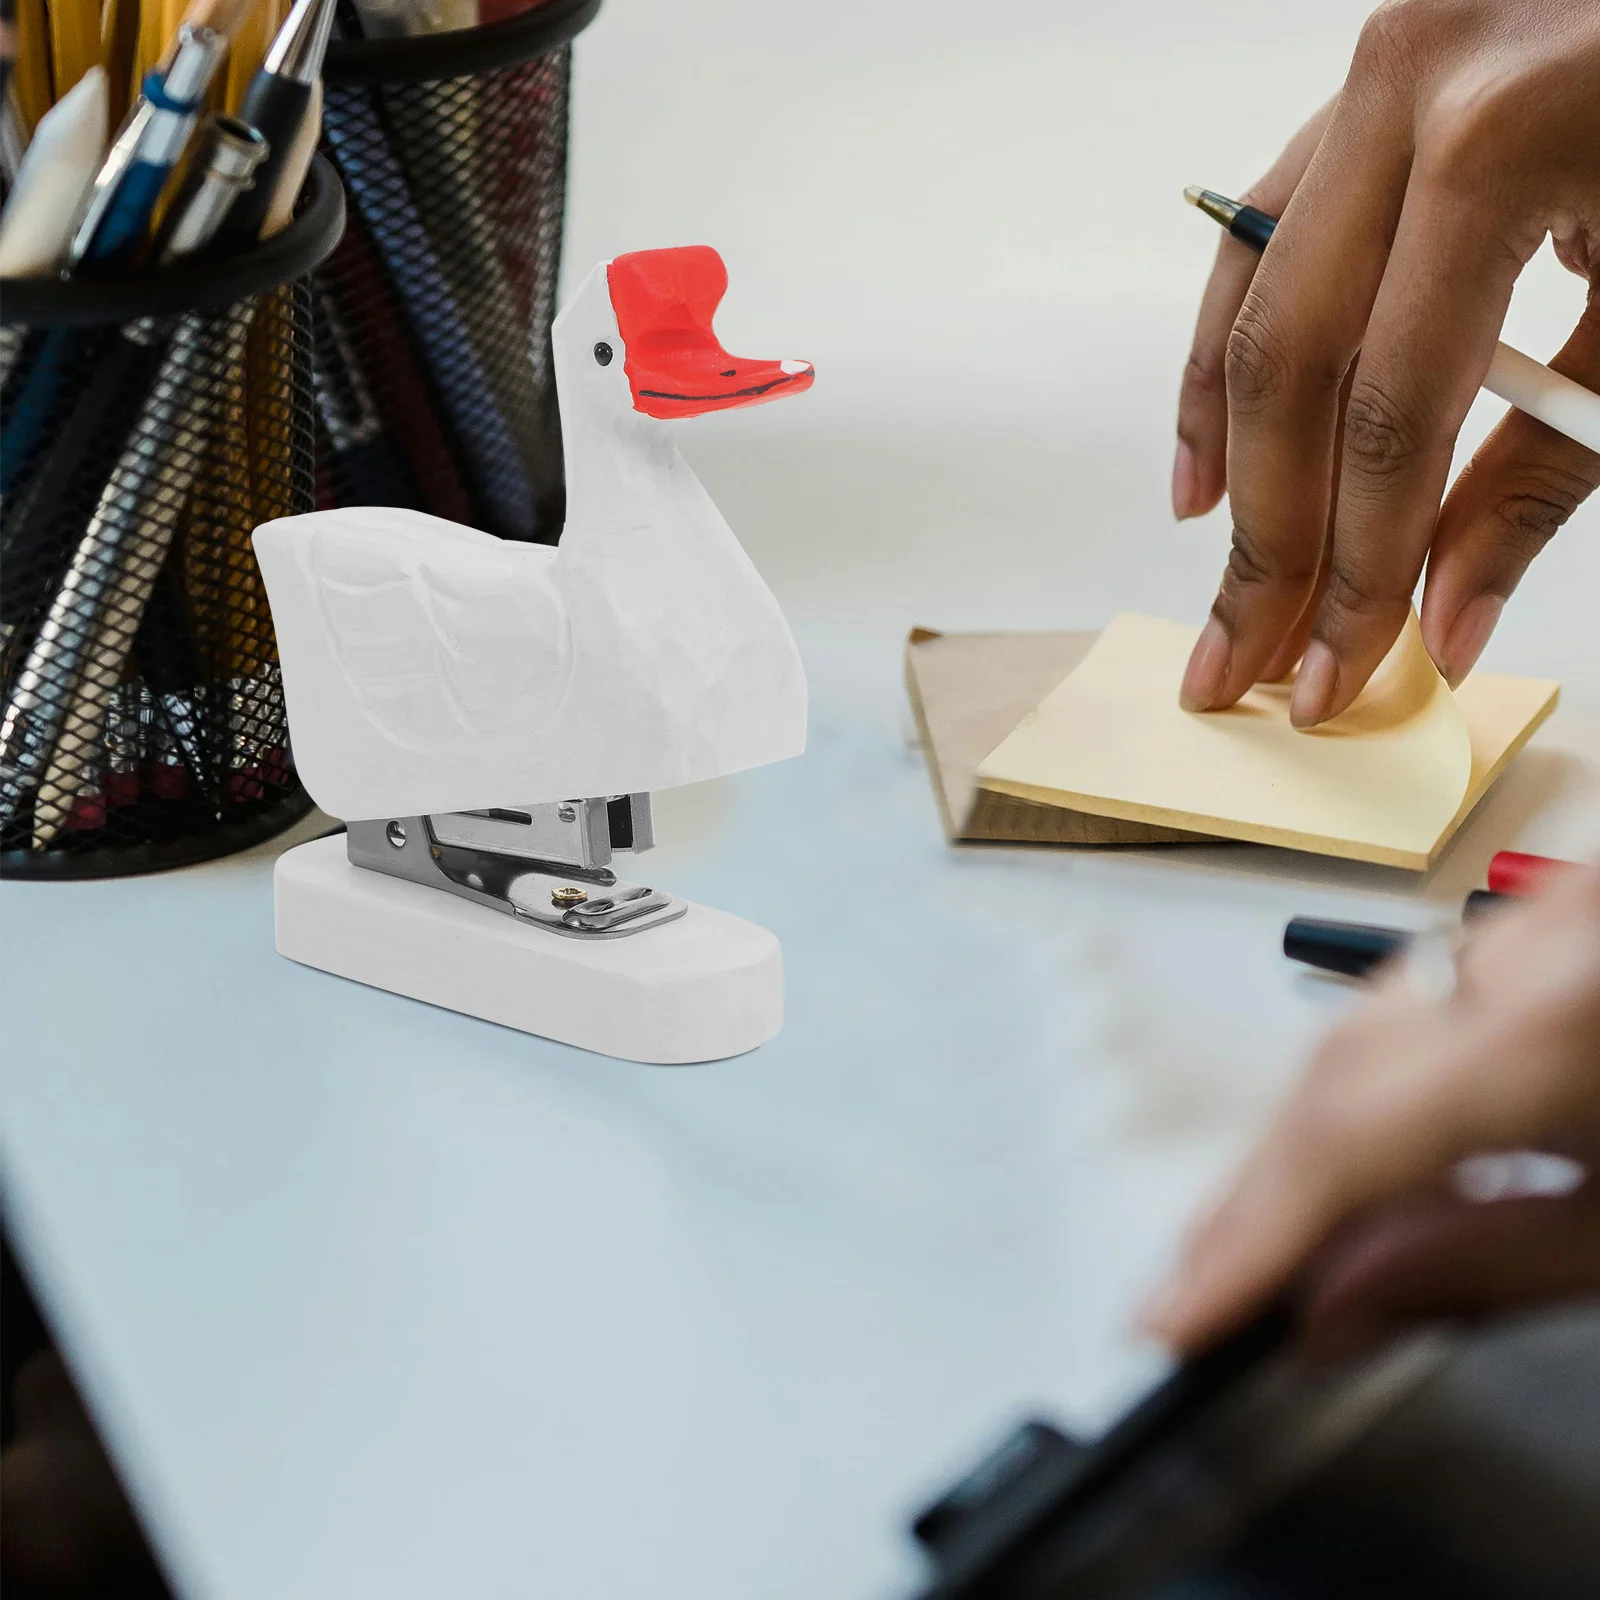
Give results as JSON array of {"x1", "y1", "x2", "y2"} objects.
[{"x1": 1488, "y1": 851, "x2": 1577, "y2": 896}]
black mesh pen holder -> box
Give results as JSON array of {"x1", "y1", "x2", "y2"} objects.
[
  {"x1": 318, "y1": 0, "x2": 600, "y2": 544},
  {"x1": 0, "y1": 155, "x2": 346, "y2": 880}
]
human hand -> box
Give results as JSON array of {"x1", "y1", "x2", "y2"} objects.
[
  {"x1": 1174, "y1": 0, "x2": 1600, "y2": 727},
  {"x1": 1141, "y1": 864, "x2": 1600, "y2": 1362}
]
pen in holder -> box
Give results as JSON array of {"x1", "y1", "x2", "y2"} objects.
[
  {"x1": 0, "y1": 155, "x2": 346, "y2": 880},
  {"x1": 316, "y1": 0, "x2": 599, "y2": 543}
]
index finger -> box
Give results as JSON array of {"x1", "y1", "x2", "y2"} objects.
[
  {"x1": 1175, "y1": 101, "x2": 1338, "y2": 521},
  {"x1": 1179, "y1": 61, "x2": 1416, "y2": 714},
  {"x1": 1140, "y1": 986, "x2": 1465, "y2": 1351},
  {"x1": 1288, "y1": 157, "x2": 1537, "y2": 726}
]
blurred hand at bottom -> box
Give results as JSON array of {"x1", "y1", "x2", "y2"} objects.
[{"x1": 1142, "y1": 865, "x2": 1600, "y2": 1363}]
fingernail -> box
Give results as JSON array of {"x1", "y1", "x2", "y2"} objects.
[
  {"x1": 1171, "y1": 441, "x2": 1200, "y2": 520},
  {"x1": 1440, "y1": 593, "x2": 1504, "y2": 689},
  {"x1": 1290, "y1": 641, "x2": 1339, "y2": 728},
  {"x1": 1180, "y1": 617, "x2": 1231, "y2": 712}
]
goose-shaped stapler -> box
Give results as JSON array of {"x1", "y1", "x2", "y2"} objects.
[{"x1": 256, "y1": 247, "x2": 812, "y2": 1064}]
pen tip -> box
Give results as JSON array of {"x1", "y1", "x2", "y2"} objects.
[{"x1": 1183, "y1": 187, "x2": 1243, "y2": 230}]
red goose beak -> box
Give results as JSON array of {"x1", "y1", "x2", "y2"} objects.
[{"x1": 606, "y1": 246, "x2": 814, "y2": 420}]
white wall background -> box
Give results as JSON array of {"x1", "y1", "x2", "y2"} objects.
[{"x1": 566, "y1": 0, "x2": 1598, "y2": 709}]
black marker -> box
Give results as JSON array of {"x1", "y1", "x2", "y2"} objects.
[
  {"x1": 1285, "y1": 892, "x2": 1510, "y2": 979},
  {"x1": 1284, "y1": 916, "x2": 1407, "y2": 979}
]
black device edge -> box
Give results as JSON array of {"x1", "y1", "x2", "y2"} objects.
[{"x1": 910, "y1": 1307, "x2": 1294, "y2": 1597}]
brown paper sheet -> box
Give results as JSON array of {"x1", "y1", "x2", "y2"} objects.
[{"x1": 904, "y1": 627, "x2": 1210, "y2": 846}]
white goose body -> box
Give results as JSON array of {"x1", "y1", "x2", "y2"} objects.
[{"x1": 254, "y1": 250, "x2": 811, "y2": 822}]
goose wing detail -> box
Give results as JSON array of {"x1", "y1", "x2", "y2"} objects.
[{"x1": 269, "y1": 508, "x2": 571, "y2": 758}]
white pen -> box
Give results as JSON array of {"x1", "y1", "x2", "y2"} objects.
[
  {"x1": 1483, "y1": 342, "x2": 1600, "y2": 457},
  {"x1": 0, "y1": 66, "x2": 109, "y2": 277}
]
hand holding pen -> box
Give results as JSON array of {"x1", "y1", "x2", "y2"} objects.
[{"x1": 1172, "y1": 0, "x2": 1600, "y2": 728}]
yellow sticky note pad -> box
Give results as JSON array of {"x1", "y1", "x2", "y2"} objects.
[{"x1": 976, "y1": 613, "x2": 1558, "y2": 870}]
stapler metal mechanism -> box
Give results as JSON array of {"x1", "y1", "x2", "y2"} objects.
[
  {"x1": 353, "y1": 796, "x2": 680, "y2": 940},
  {"x1": 254, "y1": 246, "x2": 814, "y2": 1063}
]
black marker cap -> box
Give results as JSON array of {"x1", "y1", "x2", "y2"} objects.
[
  {"x1": 1464, "y1": 888, "x2": 1511, "y2": 918},
  {"x1": 1283, "y1": 917, "x2": 1409, "y2": 979}
]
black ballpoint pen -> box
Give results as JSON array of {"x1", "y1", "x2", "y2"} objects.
[
  {"x1": 1183, "y1": 185, "x2": 1277, "y2": 253},
  {"x1": 214, "y1": 0, "x2": 337, "y2": 251}
]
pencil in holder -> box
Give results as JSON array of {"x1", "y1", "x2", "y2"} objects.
[
  {"x1": 0, "y1": 155, "x2": 346, "y2": 880},
  {"x1": 317, "y1": 0, "x2": 600, "y2": 544}
]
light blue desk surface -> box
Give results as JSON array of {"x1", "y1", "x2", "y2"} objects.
[
  {"x1": 5, "y1": 660, "x2": 1592, "y2": 1599},
  {"x1": 9, "y1": 0, "x2": 1600, "y2": 1592}
]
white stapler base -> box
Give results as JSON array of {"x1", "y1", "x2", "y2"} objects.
[{"x1": 274, "y1": 834, "x2": 782, "y2": 1064}]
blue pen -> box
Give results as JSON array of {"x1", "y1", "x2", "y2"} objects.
[
  {"x1": 6, "y1": 24, "x2": 227, "y2": 491},
  {"x1": 68, "y1": 24, "x2": 228, "y2": 269}
]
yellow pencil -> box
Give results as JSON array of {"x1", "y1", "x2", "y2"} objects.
[
  {"x1": 129, "y1": 0, "x2": 166, "y2": 101},
  {"x1": 180, "y1": 312, "x2": 258, "y2": 683},
  {"x1": 99, "y1": 0, "x2": 141, "y2": 125},
  {"x1": 223, "y1": 0, "x2": 280, "y2": 113},
  {"x1": 180, "y1": 0, "x2": 290, "y2": 732},
  {"x1": 12, "y1": 0, "x2": 53, "y2": 131},
  {"x1": 159, "y1": 0, "x2": 187, "y2": 59},
  {"x1": 234, "y1": 26, "x2": 317, "y2": 683},
  {"x1": 45, "y1": 0, "x2": 102, "y2": 99}
]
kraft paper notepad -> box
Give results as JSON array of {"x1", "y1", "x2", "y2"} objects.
[
  {"x1": 905, "y1": 627, "x2": 1211, "y2": 846},
  {"x1": 969, "y1": 613, "x2": 1559, "y2": 870}
]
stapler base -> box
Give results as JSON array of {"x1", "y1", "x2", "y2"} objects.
[{"x1": 274, "y1": 834, "x2": 783, "y2": 1064}]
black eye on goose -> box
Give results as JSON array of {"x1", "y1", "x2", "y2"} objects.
[{"x1": 593, "y1": 341, "x2": 613, "y2": 366}]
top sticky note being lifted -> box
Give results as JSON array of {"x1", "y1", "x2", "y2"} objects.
[{"x1": 975, "y1": 613, "x2": 1558, "y2": 870}]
